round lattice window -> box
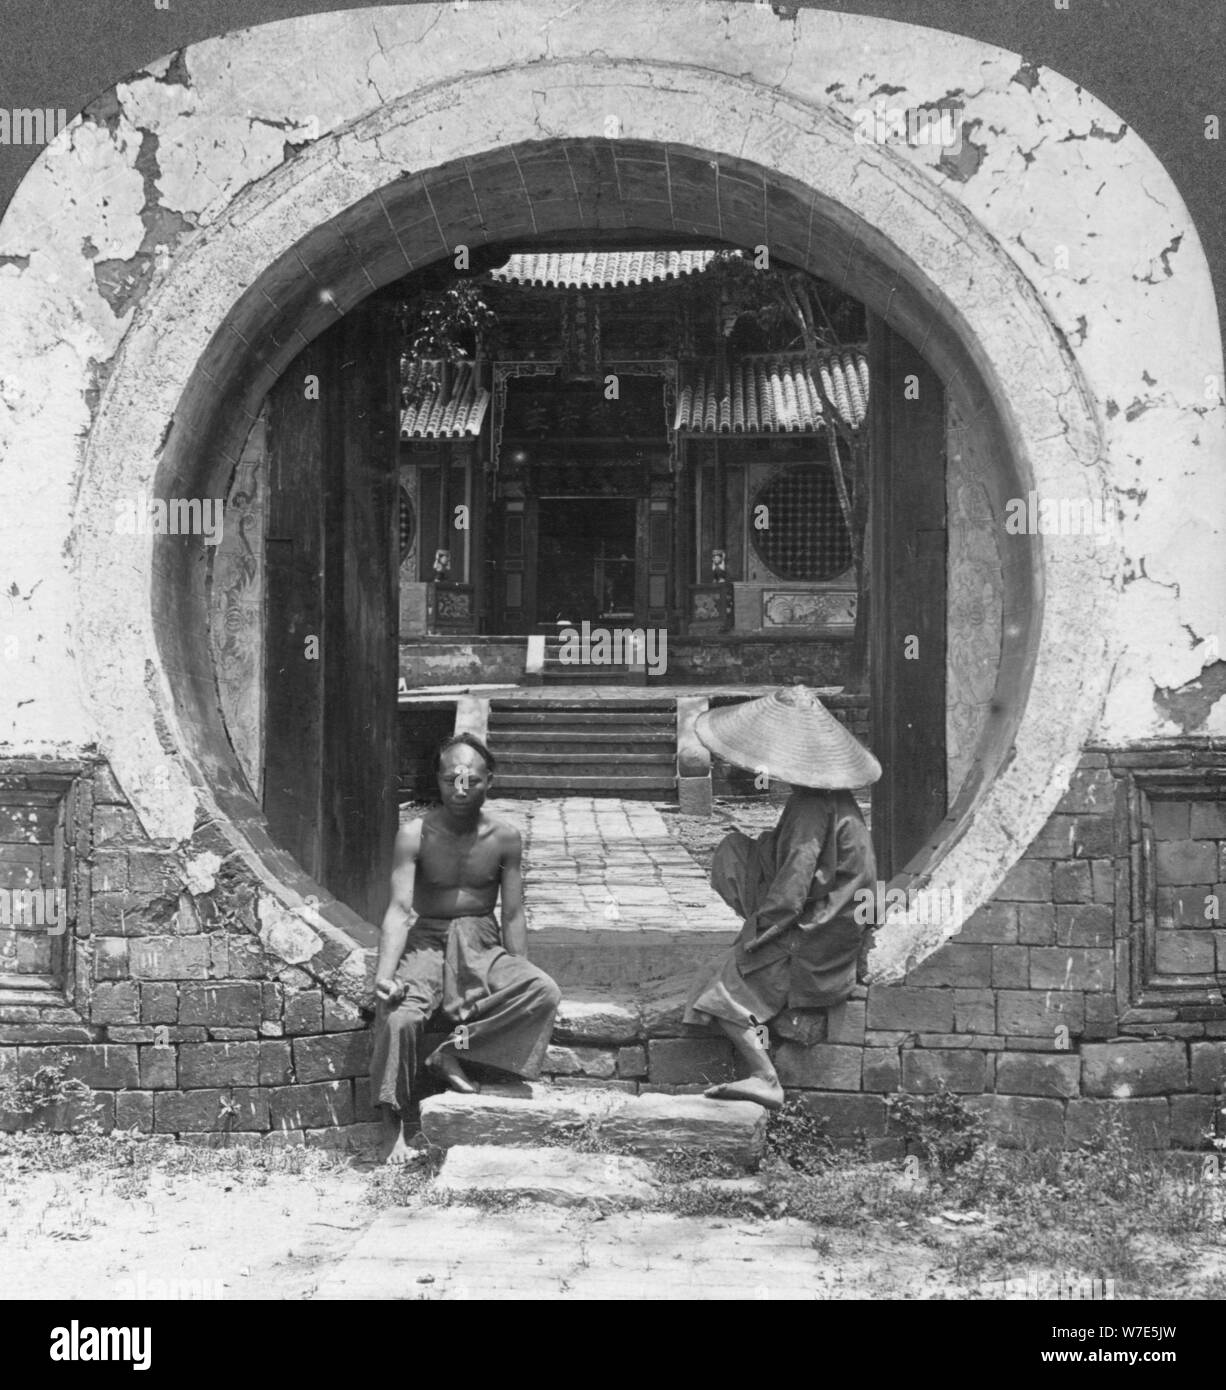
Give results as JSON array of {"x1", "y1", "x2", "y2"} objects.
[
  {"x1": 749, "y1": 465, "x2": 852, "y2": 582},
  {"x1": 398, "y1": 485, "x2": 416, "y2": 564}
]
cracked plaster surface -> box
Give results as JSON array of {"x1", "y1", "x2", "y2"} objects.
[{"x1": 0, "y1": 1, "x2": 1222, "y2": 974}]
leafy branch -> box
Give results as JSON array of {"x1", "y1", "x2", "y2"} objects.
[
  {"x1": 702, "y1": 252, "x2": 872, "y2": 686},
  {"x1": 395, "y1": 280, "x2": 499, "y2": 409}
]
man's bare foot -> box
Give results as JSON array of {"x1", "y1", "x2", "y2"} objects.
[
  {"x1": 427, "y1": 1048, "x2": 479, "y2": 1094},
  {"x1": 705, "y1": 1076, "x2": 785, "y2": 1110},
  {"x1": 379, "y1": 1111, "x2": 424, "y2": 1166},
  {"x1": 386, "y1": 1130, "x2": 423, "y2": 1166}
]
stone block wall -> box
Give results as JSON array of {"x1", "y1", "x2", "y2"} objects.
[
  {"x1": 0, "y1": 758, "x2": 381, "y2": 1150},
  {"x1": 1, "y1": 742, "x2": 1223, "y2": 1151},
  {"x1": 668, "y1": 637, "x2": 851, "y2": 687}
]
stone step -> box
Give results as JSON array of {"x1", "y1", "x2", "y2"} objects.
[
  {"x1": 434, "y1": 1145, "x2": 658, "y2": 1208},
  {"x1": 499, "y1": 742, "x2": 673, "y2": 758},
  {"x1": 549, "y1": 981, "x2": 703, "y2": 1043},
  {"x1": 490, "y1": 707, "x2": 675, "y2": 725},
  {"x1": 420, "y1": 1083, "x2": 765, "y2": 1167},
  {"x1": 497, "y1": 774, "x2": 674, "y2": 798},
  {"x1": 499, "y1": 753, "x2": 675, "y2": 774},
  {"x1": 529, "y1": 927, "x2": 731, "y2": 989},
  {"x1": 542, "y1": 664, "x2": 644, "y2": 679},
  {"x1": 494, "y1": 729, "x2": 674, "y2": 745},
  {"x1": 502, "y1": 734, "x2": 662, "y2": 744}
]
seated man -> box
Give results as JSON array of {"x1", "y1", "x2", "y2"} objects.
[
  {"x1": 683, "y1": 686, "x2": 880, "y2": 1110},
  {"x1": 370, "y1": 732, "x2": 561, "y2": 1164}
]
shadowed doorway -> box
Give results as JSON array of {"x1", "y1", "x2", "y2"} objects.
[{"x1": 536, "y1": 496, "x2": 638, "y2": 628}]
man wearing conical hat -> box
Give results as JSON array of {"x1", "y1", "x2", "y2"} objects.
[{"x1": 684, "y1": 685, "x2": 880, "y2": 1110}]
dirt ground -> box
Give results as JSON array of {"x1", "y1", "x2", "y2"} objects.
[
  {"x1": 4, "y1": 794, "x2": 1219, "y2": 1301},
  {"x1": 0, "y1": 1150, "x2": 373, "y2": 1300},
  {"x1": 2, "y1": 1135, "x2": 1222, "y2": 1301}
]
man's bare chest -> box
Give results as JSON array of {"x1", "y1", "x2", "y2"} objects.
[{"x1": 417, "y1": 828, "x2": 502, "y2": 891}]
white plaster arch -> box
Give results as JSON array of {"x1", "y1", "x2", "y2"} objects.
[{"x1": 1, "y1": 2, "x2": 1221, "y2": 983}]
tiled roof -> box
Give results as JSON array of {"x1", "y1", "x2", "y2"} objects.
[
  {"x1": 399, "y1": 359, "x2": 490, "y2": 439},
  {"x1": 673, "y1": 351, "x2": 869, "y2": 434},
  {"x1": 490, "y1": 250, "x2": 719, "y2": 289}
]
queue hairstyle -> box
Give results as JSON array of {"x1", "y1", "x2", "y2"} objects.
[{"x1": 435, "y1": 731, "x2": 497, "y2": 776}]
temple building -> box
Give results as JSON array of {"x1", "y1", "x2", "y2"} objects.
[
  {"x1": 5, "y1": 4, "x2": 1220, "y2": 1151},
  {"x1": 205, "y1": 239, "x2": 996, "y2": 895},
  {"x1": 395, "y1": 249, "x2": 868, "y2": 685}
]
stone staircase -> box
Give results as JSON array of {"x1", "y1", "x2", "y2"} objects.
[
  {"x1": 420, "y1": 1087, "x2": 765, "y2": 1206},
  {"x1": 488, "y1": 699, "x2": 676, "y2": 799},
  {"x1": 411, "y1": 977, "x2": 769, "y2": 1205},
  {"x1": 400, "y1": 797, "x2": 763, "y2": 1206},
  {"x1": 540, "y1": 632, "x2": 646, "y2": 687}
]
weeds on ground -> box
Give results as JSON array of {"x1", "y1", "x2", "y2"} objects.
[
  {"x1": 0, "y1": 1125, "x2": 355, "y2": 1185},
  {"x1": 651, "y1": 1093, "x2": 1224, "y2": 1297},
  {"x1": 366, "y1": 1148, "x2": 443, "y2": 1209},
  {"x1": 886, "y1": 1085, "x2": 985, "y2": 1174},
  {"x1": 544, "y1": 1115, "x2": 618, "y2": 1155},
  {"x1": 764, "y1": 1098, "x2": 838, "y2": 1175},
  {"x1": 942, "y1": 1113, "x2": 1226, "y2": 1295},
  {"x1": 653, "y1": 1146, "x2": 742, "y2": 1184},
  {"x1": 0, "y1": 1064, "x2": 88, "y2": 1117}
]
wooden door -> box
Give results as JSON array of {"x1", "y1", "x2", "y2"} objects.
[
  {"x1": 868, "y1": 314, "x2": 948, "y2": 879},
  {"x1": 265, "y1": 340, "x2": 327, "y2": 881},
  {"x1": 263, "y1": 298, "x2": 399, "y2": 923},
  {"x1": 638, "y1": 495, "x2": 672, "y2": 628},
  {"x1": 498, "y1": 496, "x2": 537, "y2": 632}
]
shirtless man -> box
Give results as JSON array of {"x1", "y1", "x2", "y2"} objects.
[{"x1": 370, "y1": 733, "x2": 561, "y2": 1164}]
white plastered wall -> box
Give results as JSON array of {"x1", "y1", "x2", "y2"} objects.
[{"x1": 0, "y1": 2, "x2": 1221, "y2": 981}]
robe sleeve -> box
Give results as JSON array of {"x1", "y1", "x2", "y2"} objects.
[
  {"x1": 796, "y1": 811, "x2": 876, "y2": 933},
  {"x1": 743, "y1": 798, "x2": 831, "y2": 941}
]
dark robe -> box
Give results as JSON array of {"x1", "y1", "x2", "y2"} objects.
[{"x1": 684, "y1": 788, "x2": 875, "y2": 1042}]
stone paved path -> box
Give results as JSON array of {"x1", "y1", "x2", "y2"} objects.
[
  {"x1": 312, "y1": 1207, "x2": 829, "y2": 1300},
  {"x1": 488, "y1": 796, "x2": 741, "y2": 936}
]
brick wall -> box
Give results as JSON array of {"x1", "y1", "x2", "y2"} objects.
[
  {"x1": 1, "y1": 743, "x2": 1223, "y2": 1151},
  {"x1": 805, "y1": 743, "x2": 1226, "y2": 1151},
  {"x1": 0, "y1": 759, "x2": 379, "y2": 1149}
]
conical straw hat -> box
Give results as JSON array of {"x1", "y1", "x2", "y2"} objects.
[{"x1": 695, "y1": 685, "x2": 881, "y2": 789}]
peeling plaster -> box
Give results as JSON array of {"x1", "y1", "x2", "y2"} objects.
[
  {"x1": 1153, "y1": 662, "x2": 1226, "y2": 732},
  {"x1": 258, "y1": 897, "x2": 324, "y2": 966},
  {"x1": 0, "y1": 0, "x2": 1222, "y2": 974}
]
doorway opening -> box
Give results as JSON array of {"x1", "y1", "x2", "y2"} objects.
[
  {"x1": 537, "y1": 497, "x2": 637, "y2": 629},
  {"x1": 143, "y1": 132, "x2": 1052, "y2": 944}
]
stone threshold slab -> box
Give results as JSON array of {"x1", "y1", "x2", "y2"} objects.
[
  {"x1": 420, "y1": 1083, "x2": 765, "y2": 1167},
  {"x1": 435, "y1": 1144, "x2": 658, "y2": 1208}
]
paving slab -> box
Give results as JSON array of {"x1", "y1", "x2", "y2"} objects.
[
  {"x1": 435, "y1": 1145, "x2": 658, "y2": 1208},
  {"x1": 312, "y1": 1208, "x2": 824, "y2": 1300},
  {"x1": 420, "y1": 1083, "x2": 765, "y2": 1166},
  {"x1": 491, "y1": 795, "x2": 740, "y2": 936},
  {"x1": 602, "y1": 1092, "x2": 765, "y2": 1167},
  {"x1": 420, "y1": 1082, "x2": 627, "y2": 1149}
]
